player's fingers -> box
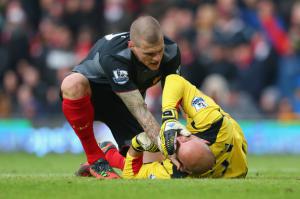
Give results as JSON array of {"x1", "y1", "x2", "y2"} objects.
[
  {"x1": 200, "y1": 139, "x2": 210, "y2": 145},
  {"x1": 170, "y1": 156, "x2": 181, "y2": 170},
  {"x1": 179, "y1": 129, "x2": 191, "y2": 137}
]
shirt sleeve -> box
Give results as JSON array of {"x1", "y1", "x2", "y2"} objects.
[
  {"x1": 161, "y1": 47, "x2": 181, "y2": 88},
  {"x1": 122, "y1": 153, "x2": 143, "y2": 179},
  {"x1": 122, "y1": 153, "x2": 171, "y2": 179},
  {"x1": 101, "y1": 55, "x2": 137, "y2": 92},
  {"x1": 162, "y1": 74, "x2": 185, "y2": 112}
]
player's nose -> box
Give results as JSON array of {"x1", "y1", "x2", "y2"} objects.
[{"x1": 152, "y1": 53, "x2": 161, "y2": 62}]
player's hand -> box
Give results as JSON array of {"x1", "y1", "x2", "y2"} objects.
[
  {"x1": 158, "y1": 119, "x2": 191, "y2": 158},
  {"x1": 169, "y1": 154, "x2": 182, "y2": 170},
  {"x1": 131, "y1": 132, "x2": 159, "y2": 152}
]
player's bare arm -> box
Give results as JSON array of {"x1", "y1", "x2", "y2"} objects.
[{"x1": 116, "y1": 90, "x2": 160, "y2": 144}]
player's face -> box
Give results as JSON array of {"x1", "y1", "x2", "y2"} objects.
[
  {"x1": 176, "y1": 136, "x2": 194, "y2": 173},
  {"x1": 130, "y1": 39, "x2": 164, "y2": 70}
]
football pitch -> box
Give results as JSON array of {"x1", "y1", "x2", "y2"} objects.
[{"x1": 0, "y1": 153, "x2": 299, "y2": 199}]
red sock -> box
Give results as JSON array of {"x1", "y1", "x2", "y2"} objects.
[
  {"x1": 62, "y1": 95, "x2": 104, "y2": 164},
  {"x1": 105, "y1": 148, "x2": 125, "y2": 170}
]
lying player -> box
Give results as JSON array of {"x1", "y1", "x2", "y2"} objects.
[
  {"x1": 123, "y1": 133, "x2": 216, "y2": 179},
  {"x1": 76, "y1": 132, "x2": 216, "y2": 179}
]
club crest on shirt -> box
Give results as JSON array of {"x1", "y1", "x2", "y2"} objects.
[
  {"x1": 112, "y1": 69, "x2": 129, "y2": 85},
  {"x1": 192, "y1": 97, "x2": 208, "y2": 111}
]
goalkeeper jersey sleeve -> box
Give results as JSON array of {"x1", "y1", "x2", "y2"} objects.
[
  {"x1": 122, "y1": 154, "x2": 187, "y2": 179},
  {"x1": 162, "y1": 74, "x2": 223, "y2": 133}
]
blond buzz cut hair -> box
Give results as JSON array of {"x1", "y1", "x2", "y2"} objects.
[
  {"x1": 130, "y1": 16, "x2": 163, "y2": 46},
  {"x1": 178, "y1": 135, "x2": 216, "y2": 175}
]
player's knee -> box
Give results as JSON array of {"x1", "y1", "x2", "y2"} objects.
[{"x1": 61, "y1": 73, "x2": 91, "y2": 99}]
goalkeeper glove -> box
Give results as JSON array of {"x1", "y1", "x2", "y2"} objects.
[
  {"x1": 158, "y1": 119, "x2": 191, "y2": 157},
  {"x1": 131, "y1": 132, "x2": 159, "y2": 152}
]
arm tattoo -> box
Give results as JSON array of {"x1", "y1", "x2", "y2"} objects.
[{"x1": 116, "y1": 90, "x2": 160, "y2": 144}]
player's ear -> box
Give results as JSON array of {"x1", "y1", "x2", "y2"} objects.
[
  {"x1": 128, "y1": 40, "x2": 134, "y2": 49},
  {"x1": 176, "y1": 136, "x2": 184, "y2": 144}
]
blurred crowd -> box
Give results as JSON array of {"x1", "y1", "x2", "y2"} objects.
[{"x1": 0, "y1": 0, "x2": 300, "y2": 122}]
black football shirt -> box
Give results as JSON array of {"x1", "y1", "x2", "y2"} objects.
[{"x1": 73, "y1": 32, "x2": 181, "y2": 95}]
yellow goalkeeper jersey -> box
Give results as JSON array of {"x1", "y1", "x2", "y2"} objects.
[
  {"x1": 122, "y1": 154, "x2": 188, "y2": 179},
  {"x1": 162, "y1": 74, "x2": 248, "y2": 178}
]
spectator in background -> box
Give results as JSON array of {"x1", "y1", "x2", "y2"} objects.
[
  {"x1": 201, "y1": 74, "x2": 261, "y2": 119},
  {"x1": 230, "y1": 31, "x2": 275, "y2": 103},
  {"x1": 62, "y1": 0, "x2": 82, "y2": 35},
  {"x1": 160, "y1": 7, "x2": 183, "y2": 40},
  {"x1": 291, "y1": 78, "x2": 300, "y2": 116},
  {"x1": 103, "y1": 0, "x2": 133, "y2": 34},
  {"x1": 212, "y1": 0, "x2": 250, "y2": 87},
  {"x1": 180, "y1": 4, "x2": 216, "y2": 88},
  {"x1": 0, "y1": 91, "x2": 12, "y2": 118},
  {"x1": 259, "y1": 86, "x2": 280, "y2": 118},
  {"x1": 2, "y1": 70, "x2": 18, "y2": 100},
  {"x1": 289, "y1": 1, "x2": 300, "y2": 54},
  {"x1": 201, "y1": 74, "x2": 230, "y2": 107},
  {"x1": 2, "y1": 0, "x2": 30, "y2": 71},
  {"x1": 74, "y1": 26, "x2": 94, "y2": 63},
  {"x1": 178, "y1": 37, "x2": 205, "y2": 88},
  {"x1": 2, "y1": 70, "x2": 19, "y2": 116},
  {"x1": 240, "y1": 0, "x2": 291, "y2": 55},
  {"x1": 277, "y1": 1, "x2": 300, "y2": 116},
  {"x1": 257, "y1": 0, "x2": 292, "y2": 56},
  {"x1": 16, "y1": 84, "x2": 39, "y2": 119},
  {"x1": 277, "y1": 97, "x2": 299, "y2": 121},
  {"x1": 0, "y1": 0, "x2": 300, "y2": 121}
]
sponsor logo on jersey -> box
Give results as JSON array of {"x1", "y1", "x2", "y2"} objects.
[
  {"x1": 112, "y1": 69, "x2": 129, "y2": 85},
  {"x1": 192, "y1": 97, "x2": 208, "y2": 111}
]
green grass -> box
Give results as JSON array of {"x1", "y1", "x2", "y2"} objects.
[{"x1": 0, "y1": 153, "x2": 299, "y2": 199}]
